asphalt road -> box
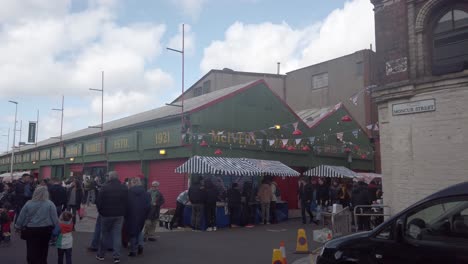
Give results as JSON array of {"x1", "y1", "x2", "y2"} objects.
[{"x1": 1, "y1": 219, "x2": 322, "y2": 264}]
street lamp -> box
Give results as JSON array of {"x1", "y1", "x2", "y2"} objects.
[
  {"x1": 2, "y1": 128, "x2": 9, "y2": 153},
  {"x1": 8, "y1": 100, "x2": 18, "y2": 177},
  {"x1": 89, "y1": 71, "x2": 105, "y2": 155},
  {"x1": 52, "y1": 95, "x2": 64, "y2": 159},
  {"x1": 167, "y1": 23, "x2": 185, "y2": 144}
]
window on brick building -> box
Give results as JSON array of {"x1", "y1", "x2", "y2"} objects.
[{"x1": 432, "y1": 8, "x2": 468, "y2": 75}]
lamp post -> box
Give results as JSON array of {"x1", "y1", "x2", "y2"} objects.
[
  {"x1": 8, "y1": 100, "x2": 18, "y2": 177},
  {"x1": 167, "y1": 23, "x2": 185, "y2": 144},
  {"x1": 52, "y1": 96, "x2": 65, "y2": 177},
  {"x1": 89, "y1": 71, "x2": 105, "y2": 156}
]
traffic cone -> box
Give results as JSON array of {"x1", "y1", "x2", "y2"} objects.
[
  {"x1": 294, "y1": 228, "x2": 310, "y2": 254},
  {"x1": 279, "y1": 241, "x2": 288, "y2": 264},
  {"x1": 272, "y1": 249, "x2": 285, "y2": 264}
]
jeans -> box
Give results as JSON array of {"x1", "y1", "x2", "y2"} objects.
[
  {"x1": 90, "y1": 215, "x2": 112, "y2": 250},
  {"x1": 58, "y1": 248, "x2": 72, "y2": 264},
  {"x1": 301, "y1": 200, "x2": 313, "y2": 224},
  {"x1": 261, "y1": 203, "x2": 270, "y2": 224},
  {"x1": 98, "y1": 216, "x2": 124, "y2": 259},
  {"x1": 191, "y1": 204, "x2": 204, "y2": 230},
  {"x1": 25, "y1": 226, "x2": 53, "y2": 264},
  {"x1": 129, "y1": 232, "x2": 144, "y2": 254},
  {"x1": 204, "y1": 203, "x2": 216, "y2": 229},
  {"x1": 170, "y1": 202, "x2": 185, "y2": 228}
]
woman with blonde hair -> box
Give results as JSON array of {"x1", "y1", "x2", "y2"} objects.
[{"x1": 15, "y1": 185, "x2": 59, "y2": 264}]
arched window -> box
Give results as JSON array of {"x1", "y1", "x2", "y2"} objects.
[{"x1": 432, "y1": 8, "x2": 468, "y2": 75}]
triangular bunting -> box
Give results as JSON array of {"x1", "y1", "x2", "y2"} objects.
[
  {"x1": 198, "y1": 135, "x2": 203, "y2": 140},
  {"x1": 373, "y1": 124, "x2": 379, "y2": 131},
  {"x1": 281, "y1": 139, "x2": 288, "y2": 146},
  {"x1": 352, "y1": 129, "x2": 359, "y2": 139},
  {"x1": 293, "y1": 122, "x2": 299, "y2": 130},
  {"x1": 336, "y1": 132, "x2": 344, "y2": 142},
  {"x1": 309, "y1": 136, "x2": 315, "y2": 144},
  {"x1": 295, "y1": 139, "x2": 301, "y2": 145},
  {"x1": 268, "y1": 140, "x2": 275, "y2": 146}
]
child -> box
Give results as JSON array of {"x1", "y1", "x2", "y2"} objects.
[
  {"x1": 55, "y1": 211, "x2": 74, "y2": 264},
  {"x1": 0, "y1": 202, "x2": 14, "y2": 244}
]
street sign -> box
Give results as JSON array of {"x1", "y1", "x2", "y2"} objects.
[{"x1": 28, "y1": 122, "x2": 36, "y2": 143}]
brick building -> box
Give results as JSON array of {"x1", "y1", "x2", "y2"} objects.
[{"x1": 371, "y1": 0, "x2": 468, "y2": 213}]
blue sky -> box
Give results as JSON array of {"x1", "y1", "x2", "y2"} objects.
[{"x1": 0, "y1": 0, "x2": 375, "y2": 152}]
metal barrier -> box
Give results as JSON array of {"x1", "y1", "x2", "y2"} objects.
[
  {"x1": 320, "y1": 207, "x2": 353, "y2": 237},
  {"x1": 353, "y1": 205, "x2": 392, "y2": 232}
]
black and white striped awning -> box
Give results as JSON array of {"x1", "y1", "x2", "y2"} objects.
[
  {"x1": 304, "y1": 165, "x2": 357, "y2": 178},
  {"x1": 175, "y1": 156, "x2": 299, "y2": 177}
]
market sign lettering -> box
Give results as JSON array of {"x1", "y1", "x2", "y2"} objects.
[
  {"x1": 155, "y1": 131, "x2": 171, "y2": 145},
  {"x1": 392, "y1": 99, "x2": 436, "y2": 116},
  {"x1": 108, "y1": 133, "x2": 137, "y2": 153},
  {"x1": 84, "y1": 141, "x2": 103, "y2": 155},
  {"x1": 211, "y1": 131, "x2": 257, "y2": 146}
]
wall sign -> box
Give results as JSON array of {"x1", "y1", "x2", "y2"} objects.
[
  {"x1": 108, "y1": 132, "x2": 137, "y2": 153},
  {"x1": 84, "y1": 140, "x2": 104, "y2": 155},
  {"x1": 141, "y1": 124, "x2": 181, "y2": 150},
  {"x1": 386, "y1": 57, "x2": 407, "y2": 75},
  {"x1": 392, "y1": 99, "x2": 436, "y2": 116}
]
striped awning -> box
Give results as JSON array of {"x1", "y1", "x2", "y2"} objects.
[
  {"x1": 304, "y1": 165, "x2": 357, "y2": 178},
  {"x1": 175, "y1": 156, "x2": 299, "y2": 177}
]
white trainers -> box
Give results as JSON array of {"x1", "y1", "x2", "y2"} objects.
[
  {"x1": 213, "y1": 227, "x2": 217, "y2": 231},
  {"x1": 206, "y1": 227, "x2": 213, "y2": 232}
]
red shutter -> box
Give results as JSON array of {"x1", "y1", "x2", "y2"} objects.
[
  {"x1": 274, "y1": 176, "x2": 299, "y2": 209},
  {"x1": 41, "y1": 166, "x2": 52, "y2": 179},
  {"x1": 69, "y1": 164, "x2": 83, "y2": 173},
  {"x1": 113, "y1": 162, "x2": 142, "y2": 182},
  {"x1": 148, "y1": 159, "x2": 188, "y2": 208}
]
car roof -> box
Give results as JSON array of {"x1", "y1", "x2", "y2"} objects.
[{"x1": 424, "y1": 181, "x2": 468, "y2": 201}]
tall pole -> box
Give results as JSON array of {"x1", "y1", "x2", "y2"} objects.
[
  {"x1": 6, "y1": 128, "x2": 10, "y2": 153},
  {"x1": 9, "y1": 101, "x2": 18, "y2": 176},
  {"x1": 101, "y1": 71, "x2": 104, "y2": 154},
  {"x1": 19, "y1": 120, "x2": 22, "y2": 146}
]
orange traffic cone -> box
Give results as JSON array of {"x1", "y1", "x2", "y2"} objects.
[
  {"x1": 272, "y1": 249, "x2": 285, "y2": 264},
  {"x1": 294, "y1": 228, "x2": 310, "y2": 254},
  {"x1": 279, "y1": 241, "x2": 288, "y2": 264}
]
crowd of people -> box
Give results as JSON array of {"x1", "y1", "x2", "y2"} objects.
[{"x1": 297, "y1": 176, "x2": 383, "y2": 230}]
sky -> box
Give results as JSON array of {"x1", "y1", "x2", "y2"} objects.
[{"x1": 0, "y1": 0, "x2": 375, "y2": 152}]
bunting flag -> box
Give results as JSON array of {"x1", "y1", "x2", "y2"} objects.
[
  {"x1": 336, "y1": 132, "x2": 344, "y2": 142},
  {"x1": 256, "y1": 139, "x2": 263, "y2": 145},
  {"x1": 293, "y1": 122, "x2": 299, "y2": 130},
  {"x1": 198, "y1": 135, "x2": 203, "y2": 140},
  {"x1": 373, "y1": 124, "x2": 379, "y2": 131},
  {"x1": 217, "y1": 131, "x2": 224, "y2": 135},
  {"x1": 268, "y1": 140, "x2": 275, "y2": 146},
  {"x1": 352, "y1": 129, "x2": 359, "y2": 139},
  {"x1": 309, "y1": 136, "x2": 315, "y2": 144},
  {"x1": 295, "y1": 139, "x2": 301, "y2": 145},
  {"x1": 182, "y1": 134, "x2": 186, "y2": 140},
  {"x1": 366, "y1": 124, "x2": 373, "y2": 130},
  {"x1": 281, "y1": 139, "x2": 288, "y2": 146},
  {"x1": 349, "y1": 93, "x2": 359, "y2": 106}
]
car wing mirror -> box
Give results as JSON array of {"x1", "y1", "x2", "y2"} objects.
[{"x1": 395, "y1": 219, "x2": 404, "y2": 243}]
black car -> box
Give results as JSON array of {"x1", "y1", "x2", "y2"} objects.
[{"x1": 317, "y1": 182, "x2": 468, "y2": 264}]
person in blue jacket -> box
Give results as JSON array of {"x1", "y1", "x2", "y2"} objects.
[{"x1": 125, "y1": 178, "x2": 150, "y2": 257}]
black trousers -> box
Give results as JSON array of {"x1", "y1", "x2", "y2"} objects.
[
  {"x1": 204, "y1": 203, "x2": 216, "y2": 229},
  {"x1": 301, "y1": 200, "x2": 313, "y2": 224},
  {"x1": 26, "y1": 226, "x2": 53, "y2": 264},
  {"x1": 58, "y1": 248, "x2": 72, "y2": 264},
  {"x1": 270, "y1": 201, "x2": 277, "y2": 223},
  {"x1": 170, "y1": 201, "x2": 185, "y2": 228},
  {"x1": 228, "y1": 204, "x2": 241, "y2": 226}
]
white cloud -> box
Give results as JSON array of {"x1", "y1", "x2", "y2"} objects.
[
  {"x1": 172, "y1": 0, "x2": 206, "y2": 19},
  {"x1": 200, "y1": 0, "x2": 375, "y2": 73},
  {"x1": 0, "y1": 0, "x2": 176, "y2": 141},
  {"x1": 168, "y1": 24, "x2": 196, "y2": 56}
]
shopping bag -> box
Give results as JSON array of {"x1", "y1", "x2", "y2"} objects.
[{"x1": 78, "y1": 207, "x2": 87, "y2": 218}]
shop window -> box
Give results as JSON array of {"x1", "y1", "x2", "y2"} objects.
[
  {"x1": 432, "y1": 8, "x2": 468, "y2": 75},
  {"x1": 311, "y1": 72, "x2": 328, "y2": 89}
]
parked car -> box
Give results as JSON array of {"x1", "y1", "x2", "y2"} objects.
[{"x1": 316, "y1": 181, "x2": 468, "y2": 263}]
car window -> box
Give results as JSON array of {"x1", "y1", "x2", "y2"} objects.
[
  {"x1": 375, "y1": 224, "x2": 393, "y2": 240},
  {"x1": 405, "y1": 199, "x2": 468, "y2": 242}
]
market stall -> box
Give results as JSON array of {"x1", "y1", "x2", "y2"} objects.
[
  {"x1": 304, "y1": 165, "x2": 357, "y2": 178},
  {"x1": 0, "y1": 170, "x2": 31, "y2": 182},
  {"x1": 175, "y1": 156, "x2": 300, "y2": 228}
]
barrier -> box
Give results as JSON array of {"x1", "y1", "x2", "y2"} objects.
[
  {"x1": 353, "y1": 205, "x2": 391, "y2": 232},
  {"x1": 320, "y1": 207, "x2": 353, "y2": 238}
]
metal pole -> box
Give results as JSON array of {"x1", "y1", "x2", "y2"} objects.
[
  {"x1": 101, "y1": 71, "x2": 104, "y2": 155},
  {"x1": 19, "y1": 120, "x2": 22, "y2": 146},
  {"x1": 36, "y1": 110, "x2": 39, "y2": 147},
  {"x1": 9, "y1": 101, "x2": 18, "y2": 176},
  {"x1": 7, "y1": 128, "x2": 10, "y2": 153},
  {"x1": 181, "y1": 23, "x2": 185, "y2": 144}
]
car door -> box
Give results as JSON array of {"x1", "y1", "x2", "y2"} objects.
[{"x1": 401, "y1": 196, "x2": 468, "y2": 264}]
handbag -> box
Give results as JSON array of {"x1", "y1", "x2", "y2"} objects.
[{"x1": 20, "y1": 205, "x2": 43, "y2": 240}]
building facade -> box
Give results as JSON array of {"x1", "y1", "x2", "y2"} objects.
[{"x1": 371, "y1": 0, "x2": 468, "y2": 213}]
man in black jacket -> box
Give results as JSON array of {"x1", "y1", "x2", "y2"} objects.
[
  {"x1": 95, "y1": 171, "x2": 128, "y2": 263},
  {"x1": 188, "y1": 182, "x2": 204, "y2": 231},
  {"x1": 227, "y1": 183, "x2": 242, "y2": 228},
  {"x1": 48, "y1": 178, "x2": 67, "y2": 216},
  {"x1": 14, "y1": 174, "x2": 32, "y2": 223},
  {"x1": 352, "y1": 181, "x2": 371, "y2": 231}
]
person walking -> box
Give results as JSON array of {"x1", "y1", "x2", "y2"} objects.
[
  {"x1": 144, "y1": 181, "x2": 164, "y2": 241},
  {"x1": 14, "y1": 174, "x2": 33, "y2": 223},
  {"x1": 66, "y1": 178, "x2": 83, "y2": 227},
  {"x1": 352, "y1": 181, "x2": 371, "y2": 231},
  {"x1": 170, "y1": 190, "x2": 188, "y2": 230},
  {"x1": 188, "y1": 181, "x2": 204, "y2": 231},
  {"x1": 95, "y1": 171, "x2": 128, "y2": 263},
  {"x1": 15, "y1": 185, "x2": 59, "y2": 264},
  {"x1": 203, "y1": 180, "x2": 218, "y2": 231},
  {"x1": 49, "y1": 178, "x2": 68, "y2": 217},
  {"x1": 257, "y1": 179, "x2": 273, "y2": 225},
  {"x1": 55, "y1": 211, "x2": 74, "y2": 264},
  {"x1": 317, "y1": 179, "x2": 330, "y2": 208},
  {"x1": 126, "y1": 178, "x2": 150, "y2": 257},
  {"x1": 329, "y1": 180, "x2": 341, "y2": 205},
  {"x1": 227, "y1": 183, "x2": 241, "y2": 227},
  {"x1": 298, "y1": 177, "x2": 315, "y2": 224}
]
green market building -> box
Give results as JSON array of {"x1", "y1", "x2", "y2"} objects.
[{"x1": 0, "y1": 80, "x2": 375, "y2": 208}]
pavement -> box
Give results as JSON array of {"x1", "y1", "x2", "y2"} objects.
[{"x1": 1, "y1": 205, "x2": 324, "y2": 264}]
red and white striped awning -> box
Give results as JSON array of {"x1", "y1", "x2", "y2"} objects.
[
  {"x1": 175, "y1": 156, "x2": 299, "y2": 177},
  {"x1": 304, "y1": 165, "x2": 357, "y2": 178}
]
